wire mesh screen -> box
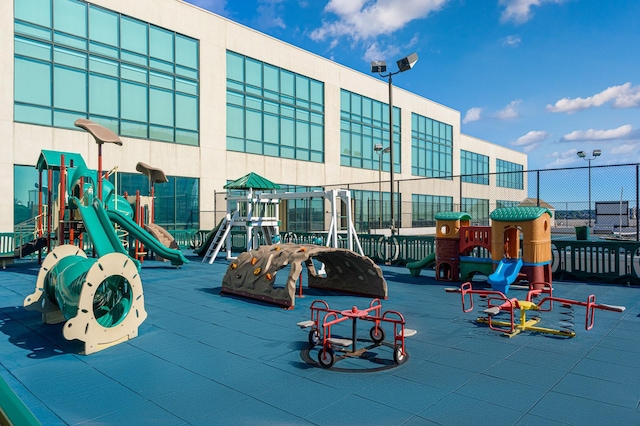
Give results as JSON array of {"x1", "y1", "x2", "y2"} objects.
[{"x1": 207, "y1": 164, "x2": 640, "y2": 240}]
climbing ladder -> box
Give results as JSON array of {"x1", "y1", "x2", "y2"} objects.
[{"x1": 202, "y1": 211, "x2": 237, "y2": 264}]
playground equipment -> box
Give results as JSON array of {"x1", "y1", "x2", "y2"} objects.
[
  {"x1": 221, "y1": 243, "x2": 386, "y2": 308},
  {"x1": 201, "y1": 172, "x2": 363, "y2": 263},
  {"x1": 489, "y1": 207, "x2": 552, "y2": 292},
  {"x1": 297, "y1": 299, "x2": 416, "y2": 369},
  {"x1": 409, "y1": 207, "x2": 553, "y2": 294},
  {"x1": 23, "y1": 119, "x2": 186, "y2": 354},
  {"x1": 134, "y1": 162, "x2": 181, "y2": 262},
  {"x1": 406, "y1": 253, "x2": 435, "y2": 277},
  {"x1": 445, "y1": 282, "x2": 625, "y2": 338}
]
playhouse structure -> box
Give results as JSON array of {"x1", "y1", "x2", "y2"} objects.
[
  {"x1": 200, "y1": 172, "x2": 364, "y2": 263},
  {"x1": 434, "y1": 212, "x2": 492, "y2": 281},
  {"x1": 432, "y1": 207, "x2": 553, "y2": 293},
  {"x1": 490, "y1": 206, "x2": 553, "y2": 288}
]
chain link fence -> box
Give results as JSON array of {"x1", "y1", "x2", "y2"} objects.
[{"x1": 205, "y1": 163, "x2": 640, "y2": 241}]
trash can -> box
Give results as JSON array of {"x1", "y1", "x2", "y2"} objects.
[{"x1": 575, "y1": 226, "x2": 589, "y2": 240}]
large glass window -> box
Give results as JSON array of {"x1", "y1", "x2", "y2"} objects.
[
  {"x1": 412, "y1": 194, "x2": 453, "y2": 227},
  {"x1": 350, "y1": 189, "x2": 396, "y2": 232},
  {"x1": 340, "y1": 90, "x2": 400, "y2": 173},
  {"x1": 411, "y1": 113, "x2": 453, "y2": 179},
  {"x1": 226, "y1": 51, "x2": 324, "y2": 162},
  {"x1": 114, "y1": 173, "x2": 199, "y2": 230},
  {"x1": 14, "y1": 0, "x2": 199, "y2": 145},
  {"x1": 277, "y1": 185, "x2": 324, "y2": 232},
  {"x1": 496, "y1": 159, "x2": 524, "y2": 189},
  {"x1": 461, "y1": 197, "x2": 490, "y2": 225},
  {"x1": 461, "y1": 150, "x2": 489, "y2": 185}
]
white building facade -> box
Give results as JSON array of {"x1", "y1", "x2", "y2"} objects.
[{"x1": 2, "y1": 0, "x2": 527, "y2": 235}]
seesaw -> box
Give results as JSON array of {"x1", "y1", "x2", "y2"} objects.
[{"x1": 445, "y1": 282, "x2": 625, "y2": 338}]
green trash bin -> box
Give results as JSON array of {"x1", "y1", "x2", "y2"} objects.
[{"x1": 575, "y1": 226, "x2": 590, "y2": 240}]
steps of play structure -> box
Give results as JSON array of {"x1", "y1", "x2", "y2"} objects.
[
  {"x1": 202, "y1": 211, "x2": 238, "y2": 264},
  {"x1": 484, "y1": 307, "x2": 501, "y2": 316},
  {"x1": 402, "y1": 329, "x2": 417, "y2": 337},
  {"x1": 327, "y1": 337, "x2": 352, "y2": 347}
]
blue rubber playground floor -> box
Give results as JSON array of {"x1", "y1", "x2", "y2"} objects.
[{"x1": 1, "y1": 253, "x2": 639, "y2": 425}]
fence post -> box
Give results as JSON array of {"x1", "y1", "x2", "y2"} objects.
[
  {"x1": 536, "y1": 170, "x2": 540, "y2": 207},
  {"x1": 459, "y1": 177, "x2": 462, "y2": 212},
  {"x1": 636, "y1": 164, "x2": 640, "y2": 241}
]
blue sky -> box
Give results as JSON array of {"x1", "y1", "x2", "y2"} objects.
[{"x1": 184, "y1": 0, "x2": 640, "y2": 171}]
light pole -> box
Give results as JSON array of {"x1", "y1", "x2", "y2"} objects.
[
  {"x1": 374, "y1": 143, "x2": 390, "y2": 229},
  {"x1": 371, "y1": 53, "x2": 418, "y2": 235},
  {"x1": 577, "y1": 149, "x2": 601, "y2": 228}
]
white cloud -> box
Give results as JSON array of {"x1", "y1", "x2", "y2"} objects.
[
  {"x1": 462, "y1": 100, "x2": 521, "y2": 124},
  {"x1": 502, "y1": 34, "x2": 521, "y2": 47},
  {"x1": 544, "y1": 148, "x2": 580, "y2": 168},
  {"x1": 255, "y1": 0, "x2": 286, "y2": 30},
  {"x1": 499, "y1": 0, "x2": 564, "y2": 25},
  {"x1": 462, "y1": 107, "x2": 483, "y2": 124},
  {"x1": 494, "y1": 100, "x2": 521, "y2": 120},
  {"x1": 512, "y1": 130, "x2": 549, "y2": 146},
  {"x1": 561, "y1": 125, "x2": 634, "y2": 142},
  {"x1": 610, "y1": 144, "x2": 637, "y2": 156},
  {"x1": 522, "y1": 143, "x2": 538, "y2": 153},
  {"x1": 310, "y1": 0, "x2": 449, "y2": 43},
  {"x1": 547, "y1": 83, "x2": 640, "y2": 114},
  {"x1": 363, "y1": 42, "x2": 400, "y2": 63}
]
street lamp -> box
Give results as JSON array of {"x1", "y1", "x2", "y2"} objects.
[
  {"x1": 371, "y1": 52, "x2": 418, "y2": 235},
  {"x1": 577, "y1": 149, "x2": 601, "y2": 228},
  {"x1": 374, "y1": 143, "x2": 390, "y2": 229}
]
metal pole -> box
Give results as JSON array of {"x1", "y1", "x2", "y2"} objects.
[
  {"x1": 636, "y1": 164, "x2": 640, "y2": 241},
  {"x1": 588, "y1": 159, "x2": 592, "y2": 228},
  {"x1": 378, "y1": 155, "x2": 382, "y2": 229},
  {"x1": 388, "y1": 74, "x2": 395, "y2": 234},
  {"x1": 536, "y1": 170, "x2": 540, "y2": 207}
]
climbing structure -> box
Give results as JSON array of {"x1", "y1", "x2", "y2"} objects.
[
  {"x1": 490, "y1": 206, "x2": 553, "y2": 287},
  {"x1": 221, "y1": 243, "x2": 387, "y2": 308},
  {"x1": 434, "y1": 212, "x2": 472, "y2": 281}
]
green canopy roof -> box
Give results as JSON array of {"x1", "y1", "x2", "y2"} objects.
[
  {"x1": 434, "y1": 212, "x2": 472, "y2": 221},
  {"x1": 490, "y1": 206, "x2": 552, "y2": 222},
  {"x1": 224, "y1": 172, "x2": 280, "y2": 190},
  {"x1": 36, "y1": 150, "x2": 87, "y2": 172}
]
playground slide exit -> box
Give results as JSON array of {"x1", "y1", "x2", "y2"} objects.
[
  {"x1": 106, "y1": 209, "x2": 189, "y2": 266},
  {"x1": 487, "y1": 257, "x2": 523, "y2": 294},
  {"x1": 406, "y1": 253, "x2": 436, "y2": 277}
]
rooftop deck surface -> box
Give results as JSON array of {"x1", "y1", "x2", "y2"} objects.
[{"x1": 1, "y1": 255, "x2": 639, "y2": 425}]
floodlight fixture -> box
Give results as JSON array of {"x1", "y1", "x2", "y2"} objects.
[
  {"x1": 370, "y1": 61, "x2": 387, "y2": 73},
  {"x1": 576, "y1": 148, "x2": 602, "y2": 228},
  {"x1": 374, "y1": 143, "x2": 390, "y2": 153},
  {"x1": 397, "y1": 53, "x2": 419, "y2": 72}
]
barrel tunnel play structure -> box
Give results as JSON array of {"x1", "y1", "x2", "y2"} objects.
[{"x1": 23, "y1": 244, "x2": 146, "y2": 355}]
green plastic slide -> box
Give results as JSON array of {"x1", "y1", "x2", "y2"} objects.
[
  {"x1": 406, "y1": 253, "x2": 436, "y2": 277},
  {"x1": 106, "y1": 209, "x2": 189, "y2": 266}
]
